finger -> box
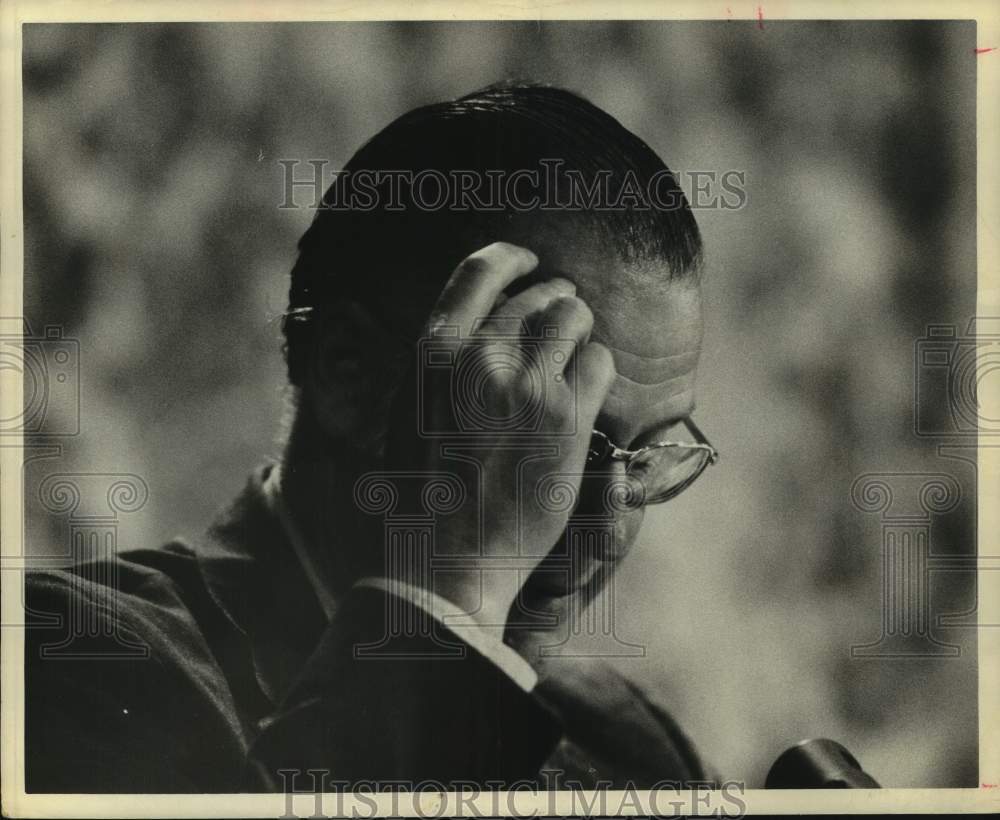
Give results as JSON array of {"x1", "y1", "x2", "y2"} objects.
[
  {"x1": 570, "y1": 341, "x2": 616, "y2": 422},
  {"x1": 535, "y1": 295, "x2": 595, "y2": 366},
  {"x1": 425, "y1": 242, "x2": 538, "y2": 338},
  {"x1": 482, "y1": 277, "x2": 577, "y2": 330}
]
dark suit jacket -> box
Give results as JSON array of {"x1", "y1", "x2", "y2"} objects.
[{"x1": 25, "y1": 466, "x2": 707, "y2": 792}]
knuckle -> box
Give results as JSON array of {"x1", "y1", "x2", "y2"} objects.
[
  {"x1": 486, "y1": 240, "x2": 516, "y2": 255},
  {"x1": 452, "y1": 243, "x2": 537, "y2": 291},
  {"x1": 454, "y1": 254, "x2": 493, "y2": 281},
  {"x1": 482, "y1": 241, "x2": 539, "y2": 272},
  {"x1": 553, "y1": 295, "x2": 592, "y2": 325},
  {"x1": 481, "y1": 346, "x2": 518, "y2": 381},
  {"x1": 567, "y1": 295, "x2": 595, "y2": 325},
  {"x1": 488, "y1": 240, "x2": 532, "y2": 260},
  {"x1": 473, "y1": 340, "x2": 503, "y2": 363},
  {"x1": 539, "y1": 277, "x2": 576, "y2": 298}
]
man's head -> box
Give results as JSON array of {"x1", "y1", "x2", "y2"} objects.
[{"x1": 282, "y1": 83, "x2": 706, "y2": 588}]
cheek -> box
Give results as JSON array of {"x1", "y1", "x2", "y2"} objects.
[
  {"x1": 569, "y1": 470, "x2": 648, "y2": 556},
  {"x1": 612, "y1": 506, "x2": 646, "y2": 558},
  {"x1": 311, "y1": 352, "x2": 407, "y2": 449},
  {"x1": 569, "y1": 488, "x2": 646, "y2": 561}
]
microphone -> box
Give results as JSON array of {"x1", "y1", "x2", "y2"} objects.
[{"x1": 765, "y1": 739, "x2": 880, "y2": 788}]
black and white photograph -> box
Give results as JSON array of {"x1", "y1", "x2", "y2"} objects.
[{"x1": 1, "y1": 2, "x2": 998, "y2": 816}]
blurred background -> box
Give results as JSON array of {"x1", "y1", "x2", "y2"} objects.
[{"x1": 21, "y1": 21, "x2": 978, "y2": 787}]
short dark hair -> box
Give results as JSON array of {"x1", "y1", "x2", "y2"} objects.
[{"x1": 283, "y1": 82, "x2": 702, "y2": 386}]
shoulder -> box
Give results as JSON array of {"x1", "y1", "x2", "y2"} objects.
[
  {"x1": 24, "y1": 542, "x2": 249, "y2": 719},
  {"x1": 26, "y1": 541, "x2": 215, "y2": 656},
  {"x1": 24, "y1": 542, "x2": 251, "y2": 791}
]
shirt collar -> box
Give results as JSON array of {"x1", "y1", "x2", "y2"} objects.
[
  {"x1": 260, "y1": 464, "x2": 338, "y2": 621},
  {"x1": 196, "y1": 464, "x2": 329, "y2": 704}
]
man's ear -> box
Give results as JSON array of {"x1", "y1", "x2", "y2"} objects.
[{"x1": 301, "y1": 300, "x2": 405, "y2": 442}]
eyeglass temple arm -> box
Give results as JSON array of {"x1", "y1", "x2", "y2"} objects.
[{"x1": 683, "y1": 417, "x2": 719, "y2": 463}]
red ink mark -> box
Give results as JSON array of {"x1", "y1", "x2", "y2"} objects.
[
  {"x1": 974, "y1": 47, "x2": 997, "y2": 54},
  {"x1": 757, "y1": 6, "x2": 765, "y2": 30},
  {"x1": 983, "y1": 783, "x2": 998, "y2": 788}
]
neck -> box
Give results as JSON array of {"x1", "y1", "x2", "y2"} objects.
[{"x1": 279, "y1": 405, "x2": 382, "y2": 599}]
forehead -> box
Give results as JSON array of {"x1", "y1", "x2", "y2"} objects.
[
  {"x1": 590, "y1": 280, "x2": 702, "y2": 446},
  {"x1": 505, "y1": 219, "x2": 704, "y2": 447}
]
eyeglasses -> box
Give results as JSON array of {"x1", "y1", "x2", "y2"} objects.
[{"x1": 586, "y1": 417, "x2": 719, "y2": 505}]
